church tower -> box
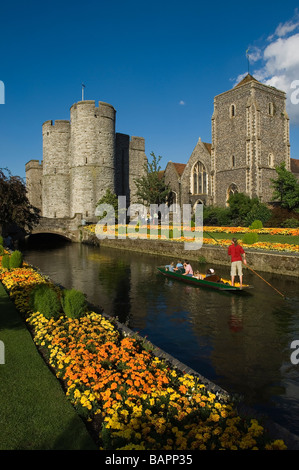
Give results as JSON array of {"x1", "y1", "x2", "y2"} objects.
[{"x1": 211, "y1": 74, "x2": 290, "y2": 206}]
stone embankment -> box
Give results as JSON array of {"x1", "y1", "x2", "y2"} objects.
[{"x1": 80, "y1": 230, "x2": 299, "y2": 277}]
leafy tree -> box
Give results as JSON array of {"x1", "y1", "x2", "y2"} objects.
[
  {"x1": 271, "y1": 162, "x2": 299, "y2": 210},
  {"x1": 96, "y1": 188, "x2": 119, "y2": 221},
  {"x1": 227, "y1": 193, "x2": 258, "y2": 223},
  {"x1": 244, "y1": 202, "x2": 272, "y2": 226},
  {"x1": 134, "y1": 152, "x2": 170, "y2": 206},
  {"x1": 0, "y1": 168, "x2": 40, "y2": 232},
  {"x1": 202, "y1": 206, "x2": 231, "y2": 226}
]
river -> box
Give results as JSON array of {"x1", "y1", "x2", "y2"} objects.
[{"x1": 22, "y1": 235, "x2": 299, "y2": 437}]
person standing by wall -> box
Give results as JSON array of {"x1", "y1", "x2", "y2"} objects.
[{"x1": 228, "y1": 238, "x2": 247, "y2": 287}]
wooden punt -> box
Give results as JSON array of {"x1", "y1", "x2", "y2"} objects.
[{"x1": 157, "y1": 267, "x2": 253, "y2": 292}]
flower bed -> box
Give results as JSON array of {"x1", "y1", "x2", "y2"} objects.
[
  {"x1": 0, "y1": 257, "x2": 288, "y2": 450},
  {"x1": 83, "y1": 225, "x2": 299, "y2": 253}
]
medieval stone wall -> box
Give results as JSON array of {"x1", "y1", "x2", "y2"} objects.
[
  {"x1": 25, "y1": 99, "x2": 146, "y2": 221},
  {"x1": 25, "y1": 160, "x2": 43, "y2": 212}
]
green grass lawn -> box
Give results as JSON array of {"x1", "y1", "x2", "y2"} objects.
[
  {"x1": 203, "y1": 231, "x2": 299, "y2": 245},
  {"x1": 0, "y1": 282, "x2": 97, "y2": 450}
]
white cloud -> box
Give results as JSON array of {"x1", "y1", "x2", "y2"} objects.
[
  {"x1": 247, "y1": 12, "x2": 299, "y2": 125},
  {"x1": 268, "y1": 9, "x2": 299, "y2": 39},
  {"x1": 247, "y1": 46, "x2": 262, "y2": 64},
  {"x1": 179, "y1": 100, "x2": 186, "y2": 106}
]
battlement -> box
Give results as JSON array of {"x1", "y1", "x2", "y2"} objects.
[
  {"x1": 70, "y1": 100, "x2": 116, "y2": 119},
  {"x1": 25, "y1": 159, "x2": 43, "y2": 171},
  {"x1": 42, "y1": 120, "x2": 70, "y2": 130},
  {"x1": 130, "y1": 136, "x2": 145, "y2": 151}
]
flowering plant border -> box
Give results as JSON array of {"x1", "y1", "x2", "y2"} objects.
[{"x1": 0, "y1": 255, "x2": 288, "y2": 450}]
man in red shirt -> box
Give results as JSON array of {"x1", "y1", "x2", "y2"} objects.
[{"x1": 228, "y1": 238, "x2": 247, "y2": 287}]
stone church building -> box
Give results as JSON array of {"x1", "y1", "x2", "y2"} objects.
[
  {"x1": 26, "y1": 74, "x2": 299, "y2": 221},
  {"x1": 164, "y1": 74, "x2": 298, "y2": 210}
]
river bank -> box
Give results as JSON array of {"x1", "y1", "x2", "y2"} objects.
[{"x1": 80, "y1": 230, "x2": 299, "y2": 277}]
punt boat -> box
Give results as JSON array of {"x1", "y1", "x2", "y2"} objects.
[{"x1": 157, "y1": 267, "x2": 253, "y2": 293}]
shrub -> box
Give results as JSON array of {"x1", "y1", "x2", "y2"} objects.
[
  {"x1": 0, "y1": 245, "x2": 4, "y2": 255},
  {"x1": 29, "y1": 284, "x2": 62, "y2": 319},
  {"x1": 265, "y1": 206, "x2": 299, "y2": 227},
  {"x1": 245, "y1": 203, "x2": 271, "y2": 226},
  {"x1": 249, "y1": 220, "x2": 263, "y2": 230},
  {"x1": 242, "y1": 232, "x2": 259, "y2": 244},
  {"x1": 61, "y1": 289, "x2": 88, "y2": 319},
  {"x1": 203, "y1": 206, "x2": 231, "y2": 226},
  {"x1": 1, "y1": 254, "x2": 10, "y2": 270},
  {"x1": 228, "y1": 193, "x2": 256, "y2": 221},
  {"x1": 9, "y1": 250, "x2": 23, "y2": 269},
  {"x1": 0, "y1": 235, "x2": 3, "y2": 246},
  {"x1": 281, "y1": 218, "x2": 299, "y2": 228}
]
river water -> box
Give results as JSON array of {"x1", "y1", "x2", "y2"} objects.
[{"x1": 22, "y1": 235, "x2": 299, "y2": 437}]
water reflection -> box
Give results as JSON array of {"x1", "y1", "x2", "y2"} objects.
[{"x1": 22, "y1": 238, "x2": 299, "y2": 436}]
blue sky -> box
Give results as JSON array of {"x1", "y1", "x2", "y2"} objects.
[{"x1": 0, "y1": 0, "x2": 299, "y2": 179}]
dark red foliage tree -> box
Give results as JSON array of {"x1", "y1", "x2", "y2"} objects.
[{"x1": 0, "y1": 168, "x2": 40, "y2": 232}]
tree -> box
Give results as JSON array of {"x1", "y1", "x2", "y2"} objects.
[
  {"x1": 0, "y1": 168, "x2": 40, "y2": 232},
  {"x1": 96, "y1": 188, "x2": 119, "y2": 221},
  {"x1": 271, "y1": 162, "x2": 299, "y2": 210},
  {"x1": 227, "y1": 193, "x2": 258, "y2": 222},
  {"x1": 134, "y1": 152, "x2": 170, "y2": 206}
]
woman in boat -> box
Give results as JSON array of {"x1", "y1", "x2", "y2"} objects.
[
  {"x1": 183, "y1": 261, "x2": 193, "y2": 277},
  {"x1": 165, "y1": 262, "x2": 175, "y2": 272}
]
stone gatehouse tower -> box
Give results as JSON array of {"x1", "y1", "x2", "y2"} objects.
[
  {"x1": 164, "y1": 74, "x2": 292, "y2": 209},
  {"x1": 25, "y1": 100, "x2": 147, "y2": 221}
]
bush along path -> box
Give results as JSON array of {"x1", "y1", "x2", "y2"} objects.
[
  {"x1": 0, "y1": 249, "x2": 289, "y2": 451},
  {"x1": 0, "y1": 281, "x2": 97, "y2": 450}
]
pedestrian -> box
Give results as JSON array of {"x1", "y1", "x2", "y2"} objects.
[{"x1": 228, "y1": 238, "x2": 247, "y2": 287}]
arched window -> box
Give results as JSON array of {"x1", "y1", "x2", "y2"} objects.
[
  {"x1": 193, "y1": 199, "x2": 203, "y2": 211},
  {"x1": 167, "y1": 191, "x2": 177, "y2": 206},
  {"x1": 227, "y1": 183, "x2": 238, "y2": 200},
  {"x1": 232, "y1": 155, "x2": 235, "y2": 167},
  {"x1": 191, "y1": 161, "x2": 207, "y2": 195},
  {"x1": 268, "y1": 153, "x2": 274, "y2": 167},
  {"x1": 230, "y1": 104, "x2": 236, "y2": 118}
]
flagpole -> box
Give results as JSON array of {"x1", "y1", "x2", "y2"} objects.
[
  {"x1": 82, "y1": 83, "x2": 85, "y2": 101},
  {"x1": 246, "y1": 49, "x2": 250, "y2": 74}
]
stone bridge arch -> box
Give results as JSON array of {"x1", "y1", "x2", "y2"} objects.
[{"x1": 29, "y1": 214, "x2": 83, "y2": 242}]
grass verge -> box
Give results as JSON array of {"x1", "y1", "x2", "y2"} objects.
[{"x1": 0, "y1": 281, "x2": 97, "y2": 450}]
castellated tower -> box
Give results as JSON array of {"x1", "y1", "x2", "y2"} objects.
[
  {"x1": 42, "y1": 120, "x2": 70, "y2": 218},
  {"x1": 69, "y1": 100, "x2": 116, "y2": 218},
  {"x1": 211, "y1": 74, "x2": 290, "y2": 206},
  {"x1": 25, "y1": 99, "x2": 147, "y2": 221}
]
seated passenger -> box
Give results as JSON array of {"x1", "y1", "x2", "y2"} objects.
[
  {"x1": 165, "y1": 262, "x2": 175, "y2": 272},
  {"x1": 205, "y1": 268, "x2": 221, "y2": 282},
  {"x1": 174, "y1": 260, "x2": 184, "y2": 272},
  {"x1": 193, "y1": 270, "x2": 203, "y2": 280},
  {"x1": 183, "y1": 261, "x2": 193, "y2": 277}
]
